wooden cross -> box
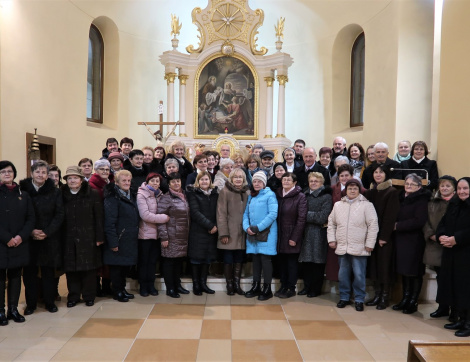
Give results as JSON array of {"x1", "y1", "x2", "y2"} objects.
[{"x1": 138, "y1": 101, "x2": 185, "y2": 143}]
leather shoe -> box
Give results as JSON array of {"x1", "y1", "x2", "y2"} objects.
[
  {"x1": 67, "y1": 301, "x2": 77, "y2": 308},
  {"x1": 278, "y1": 289, "x2": 296, "y2": 299},
  {"x1": 166, "y1": 289, "x2": 180, "y2": 298},
  {"x1": 113, "y1": 292, "x2": 129, "y2": 303},
  {"x1": 46, "y1": 304, "x2": 58, "y2": 313},
  {"x1": 307, "y1": 291, "x2": 320, "y2": 298},
  {"x1": 24, "y1": 306, "x2": 36, "y2": 315},
  {"x1": 123, "y1": 290, "x2": 134, "y2": 299},
  {"x1": 0, "y1": 310, "x2": 7, "y2": 326},
  {"x1": 445, "y1": 319, "x2": 466, "y2": 330},
  {"x1": 337, "y1": 300, "x2": 351, "y2": 308},
  {"x1": 140, "y1": 289, "x2": 149, "y2": 297},
  {"x1": 430, "y1": 307, "x2": 450, "y2": 318},
  {"x1": 274, "y1": 287, "x2": 287, "y2": 298},
  {"x1": 85, "y1": 300, "x2": 94, "y2": 307},
  {"x1": 7, "y1": 308, "x2": 25, "y2": 323},
  {"x1": 177, "y1": 285, "x2": 190, "y2": 295},
  {"x1": 455, "y1": 323, "x2": 470, "y2": 337},
  {"x1": 355, "y1": 302, "x2": 364, "y2": 312},
  {"x1": 149, "y1": 287, "x2": 159, "y2": 296},
  {"x1": 297, "y1": 288, "x2": 308, "y2": 296}
]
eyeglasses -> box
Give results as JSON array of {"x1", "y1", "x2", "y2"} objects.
[
  {"x1": 0, "y1": 170, "x2": 13, "y2": 175},
  {"x1": 404, "y1": 182, "x2": 419, "y2": 187},
  {"x1": 97, "y1": 168, "x2": 110, "y2": 173}
]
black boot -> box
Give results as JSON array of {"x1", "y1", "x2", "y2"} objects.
[
  {"x1": 403, "y1": 276, "x2": 422, "y2": 314},
  {"x1": 366, "y1": 282, "x2": 382, "y2": 307},
  {"x1": 233, "y1": 263, "x2": 245, "y2": 295},
  {"x1": 113, "y1": 292, "x2": 129, "y2": 303},
  {"x1": 7, "y1": 307, "x2": 25, "y2": 323},
  {"x1": 449, "y1": 308, "x2": 459, "y2": 323},
  {"x1": 274, "y1": 285, "x2": 287, "y2": 298},
  {"x1": 445, "y1": 318, "x2": 466, "y2": 330},
  {"x1": 122, "y1": 289, "x2": 135, "y2": 299},
  {"x1": 430, "y1": 305, "x2": 450, "y2": 318},
  {"x1": 140, "y1": 282, "x2": 149, "y2": 297},
  {"x1": 377, "y1": 286, "x2": 390, "y2": 310},
  {"x1": 224, "y1": 264, "x2": 234, "y2": 296},
  {"x1": 245, "y1": 282, "x2": 261, "y2": 298},
  {"x1": 258, "y1": 283, "x2": 273, "y2": 301},
  {"x1": 455, "y1": 322, "x2": 470, "y2": 337},
  {"x1": 192, "y1": 264, "x2": 203, "y2": 296},
  {"x1": 200, "y1": 264, "x2": 215, "y2": 294},
  {"x1": 177, "y1": 283, "x2": 190, "y2": 295},
  {"x1": 392, "y1": 276, "x2": 411, "y2": 310},
  {"x1": 0, "y1": 309, "x2": 7, "y2": 326}
]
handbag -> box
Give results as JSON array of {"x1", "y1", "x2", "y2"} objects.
[{"x1": 247, "y1": 226, "x2": 270, "y2": 242}]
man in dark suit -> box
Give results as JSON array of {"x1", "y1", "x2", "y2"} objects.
[
  {"x1": 294, "y1": 147, "x2": 331, "y2": 190},
  {"x1": 361, "y1": 142, "x2": 402, "y2": 189}
]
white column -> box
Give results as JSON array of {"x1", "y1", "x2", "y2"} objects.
[
  {"x1": 164, "y1": 72, "x2": 177, "y2": 135},
  {"x1": 178, "y1": 74, "x2": 189, "y2": 137},
  {"x1": 264, "y1": 76, "x2": 274, "y2": 138},
  {"x1": 276, "y1": 75, "x2": 288, "y2": 137}
]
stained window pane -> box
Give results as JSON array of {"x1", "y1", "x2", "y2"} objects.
[
  {"x1": 87, "y1": 25, "x2": 103, "y2": 123},
  {"x1": 350, "y1": 33, "x2": 365, "y2": 127}
]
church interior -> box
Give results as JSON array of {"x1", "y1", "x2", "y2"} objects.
[{"x1": 1, "y1": 0, "x2": 469, "y2": 360}]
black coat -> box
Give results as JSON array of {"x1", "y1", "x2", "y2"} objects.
[
  {"x1": 361, "y1": 158, "x2": 402, "y2": 189},
  {"x1": 266, "y1": 175, "x2": 283, "y2": 193},
  {"x1": 436, "y1": 190, "x2": 470, "y2": 310},
  {"x1": 294, "y1": 162, "x2": 331, "y2": 190},
  {"x1": 103, "y1": 184, "x2": 140, "y2": 266},
  {"x1": 0, "y1": 183, "x2": 35, "y2": 269},
  {"x1": 165, "y1": 153, "x2": 194, "y2": 188},
  {"x1": 401, "y1": 157, "x2": 439, "y2": 192},
  {"x1": 123, "y1": 160, "x2": 150, "y2": 197},
  {"x1": 394, "y1": 188, "x2": 430, "y2": 276},
  {"x1": 61, "y1": 182, "x2": 104, "y2": 272},
  {"x1": 186, "y1": 186, "x2": 219, "y2": 262},
  {"x1": 19, "y1": 178, "x2": 64, "y2": 268}
]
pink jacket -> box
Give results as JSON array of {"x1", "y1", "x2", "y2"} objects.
[{"x1": 137, "y1": 182, "x2": 169, "y2": 240}]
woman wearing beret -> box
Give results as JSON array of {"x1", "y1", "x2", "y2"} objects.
[{"x1": 0, "y1": 160, "x2": 35, "y2": 325}]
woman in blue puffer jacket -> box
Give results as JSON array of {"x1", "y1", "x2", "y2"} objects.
[{"x1": 243, "y1": 171, "x2": 278, "y2": 301}]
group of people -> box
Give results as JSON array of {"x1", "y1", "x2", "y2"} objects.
[{"x1": 1, "y1": 135, "x2": 469, "y2": 338}]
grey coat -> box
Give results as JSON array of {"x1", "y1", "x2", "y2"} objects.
[
  {"x1": 299, "y1": 186, "x2": 333, "y2": 263},
  {"x1": 423, "y1": 192, "x2": 451, "y2": 267}
]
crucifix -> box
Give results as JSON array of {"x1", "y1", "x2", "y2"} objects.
[{"x1": 138, "y1": 100, "x2": 185, "y2": 144}]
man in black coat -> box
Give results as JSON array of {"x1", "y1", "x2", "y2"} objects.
[
  {"x1": 361, "y1": 142, "x2": 402, "y2": 189},
  {"x1": 124, "y1": 149, "x2": 149, "y2": 197},
  {"x1": 294, "y1": 147, "x2": 331, "y2": 190},
  {"x1": 293, "y1": 139, "x2": 305, "y2": 167}
]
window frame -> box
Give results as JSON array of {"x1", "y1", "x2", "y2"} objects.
[
  {"x1": 87, "y1": 24, "x2": 104, "y2": 124},
  {"x1": 349, "y1": 32, "x2": 365, "y2": 128}
]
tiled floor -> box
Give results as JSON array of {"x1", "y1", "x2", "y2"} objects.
[{"x1": 0, "y1": 285, "x2": 464, "y2": 361}]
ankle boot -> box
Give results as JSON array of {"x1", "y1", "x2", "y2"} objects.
[
  {"x1": 455, "y1": 322, "x2": 470, "y2": 337},
  {"x1": 0, "y1": 309, "x2": 7, "y2": 326},
  {"x1": 366, "y1": 282, "x2": 382, "y2": 306},
  {"x1": 403, "y1": 276, "x2": 422, "y2": 314},
  {"x1": 233, "y1": 263, "x2": 245, "y2": 295},
  {"x1": 431, "y1": 305, "x2": 450, "y2": 318},
  {"x1": 258, "y1": 283, "x2": 273, "y2": 301},
  {"x1": 200, "y1": 264, "x2": 215, "y2": 294},
  {"x1": 192, "y1": 264, "x2": 203, "y2": 296},
  {"x1": 245, "y1": 281, "x2": 261, "y2": 298},
  {"x1": 224, "y1": 264, "x2": 234, "y2": 296},
  {"x1": 393, "y1": 276, "x2": 411, "y2": 310},
  {"x1": 7, "y1": 307, "x2": 25, "y2": 323},
  {"x1": 113, "y1": 292, "x2": 129, "y2": 303},
  {"x1": 445, "y1": 318, "x2": 466, "y2": 330},
  {"x1": 377, "y1": 287, "x2": 390, "y2": 310}
]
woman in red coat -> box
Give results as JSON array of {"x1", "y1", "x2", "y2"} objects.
[{"x1": 274, "y1": 172, "x2": 307, "y2": 298}]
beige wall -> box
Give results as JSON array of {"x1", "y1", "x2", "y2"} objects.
[{"x1": 0, "y1": 0, "x2": 441, "y2": 178}]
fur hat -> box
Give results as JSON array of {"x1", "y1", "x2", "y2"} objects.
[
  {"x1": 63, "y1": 166, "x2": 83, "y2": 180},
  {"x1": 252, "y1": 170, "x2": 267, "y2": 186}
]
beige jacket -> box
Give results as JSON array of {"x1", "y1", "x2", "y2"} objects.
[{"x1": 327, "y1": 194, "x2": 378, "y2": 256}]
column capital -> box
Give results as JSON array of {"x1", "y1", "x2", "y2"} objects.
[
  {"x1": 275, "y1": 134, "x2": 286, "y2": 138},
  {"x1": 178, "y1": 75, "x2": 189, "y2": 85},
  {"x1": 277, "y1": 75, "x2": 289, "y2": 86},
  {"x1": 264, "y1": 135, "x2": 273, "y2": 138},
  {"x1": 264, "y1": 76, "x2": 275, "y2": 87},
  {"x1": 164, "y1": 72, "x2": 178, "y2": 85}
]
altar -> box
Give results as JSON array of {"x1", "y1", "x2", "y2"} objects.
[{"x1": 159, "y1": 0, "x2": 294, "y2": 160}]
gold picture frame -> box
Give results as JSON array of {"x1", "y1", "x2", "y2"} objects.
[{"x1": 194, "y1": 53, "x2": 258, "y2": 140}]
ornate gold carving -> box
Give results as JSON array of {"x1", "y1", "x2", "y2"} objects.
[
  {"x1": 264, "y1": 134, "x2": 273, "y2": 138},
  {"x1": 171, "y1": 14, "x2": 182, "y2": 37},
  {"x1": 178, "y1": 75, "x2": 189, "y2": 85},
  {"x1": 264, "y1": 76, "x2": 274, "y2": 87},
  {"x1": 251, "y1": 9, "x2": 268, "y2": 55},
  {"x1": 277, "y1": 75, "x2": 288, "y2": 86},
  {"x1": 221, "y1": 40, "x2": 235, "y2": 56},
  {"x1": 179, "y1": 133, "x2": 188, "y2": 137},
  {"x1": 275, "y1": 17, "x2": 285, "y2": 40},
  {"x1": 275, "y1": 134, "x2": 286, "y2": 138},
  {"x1": 164, "y1": 72, "x2": 177, "y2": 85},
  {"x1": 186, "y1": 8, "x2": 205, "y2": 53}
]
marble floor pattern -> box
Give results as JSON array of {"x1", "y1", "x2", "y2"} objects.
[{"x1": 0, "y1": 285, "x2": 463, "y2": 361}]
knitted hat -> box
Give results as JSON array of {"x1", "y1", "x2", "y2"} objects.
[
  {"x1": 259, "y1": 150, "x2": 274, "y2": 160},
  {"x1": 252, "y1": 170, "x2": 267, "y2": 186},
  {"x1": 108, "y1": 152, "x2": 124, "y2": 162},
  {"x1": 146, "y1": 172, "x2": 162, "y2": 183},
  {"x1": 439, "y1": 175, "x2": 457, "y2": 189},
  {"x1": 63, "y1": 165, "x2": 83, "y2": 180},
  {"x1": 345, "y1": 178, "x2": 361, "y2": 190}
]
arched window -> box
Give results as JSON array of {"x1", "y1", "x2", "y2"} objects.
[
  {"x1": 87, "y1": 25, "x2": 104, "y2": 123},
  {"x1": 350, "y1": 32, "x2": 365, "y2": 127}
]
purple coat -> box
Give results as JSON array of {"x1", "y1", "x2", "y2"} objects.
[{"x1": 276, "y1": 186, "x2": 307, "y2": 254}]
